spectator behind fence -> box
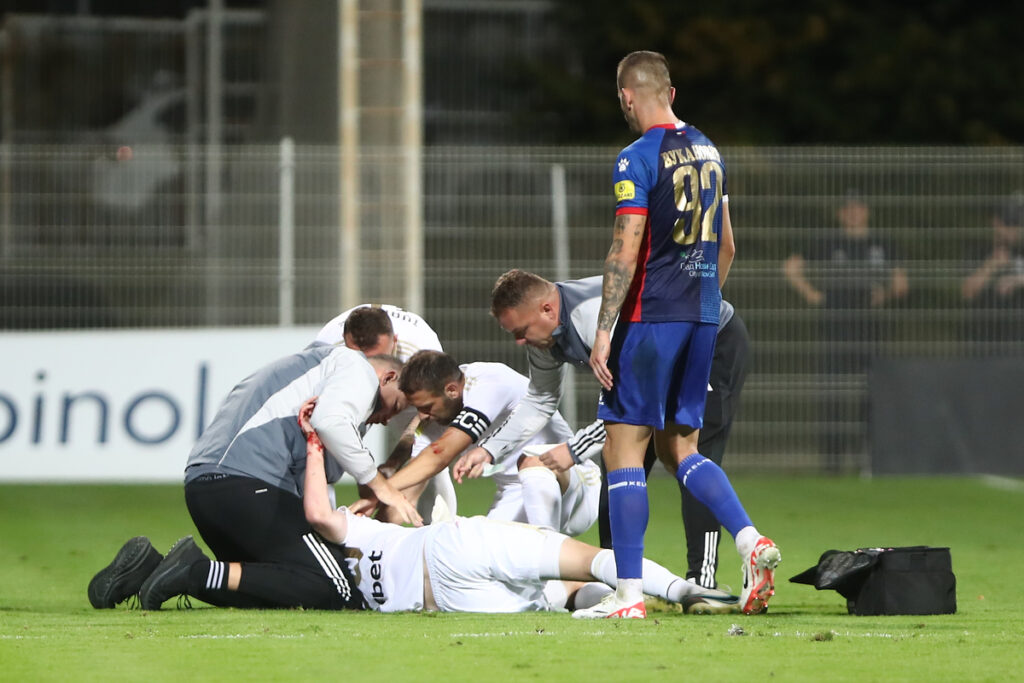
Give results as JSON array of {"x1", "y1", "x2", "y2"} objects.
[
  {"x1": 782, "y1": 192, "x2": 909, "y2": 471},
  {"x1": 961, "y1": 194, "x2": 1024, "y2": 343}
]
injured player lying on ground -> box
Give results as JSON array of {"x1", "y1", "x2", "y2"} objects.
[{"x1": 299, "y1": 398, "x2": 740, "y2": 617}]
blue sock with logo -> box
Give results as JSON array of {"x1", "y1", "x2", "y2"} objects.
[
  {"x1": 676, "y1": 453, "x2": 752, "y2": 538},
  {"x1": 607, "y1": 467, "x2": 648, "y2": 579}
]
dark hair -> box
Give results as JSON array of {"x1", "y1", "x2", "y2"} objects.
[
  {"x1": 616, "y1": 51, "x2": 671, "y2": 94},
  {"x1": 398, "y1": 350, "x2": 462, "y2": 395},
  {"x1": 490, "y1": 269, "x2": 552, "y2": 317},
  {"x1": 343, "y1": 307, "x2": 394, "y2": 351}
]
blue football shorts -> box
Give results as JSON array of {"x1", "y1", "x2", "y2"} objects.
[{"x1": 596, "y1": 320, "x2": 717, "y2": 430}]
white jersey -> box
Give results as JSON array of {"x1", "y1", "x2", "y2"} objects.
[
  {"x1": 314, "y1": 304, "x2": 443, "y2": 362},
  {"x1": 412, "y1": 362, "x2": 574, "y2": 478},
  {"x1": 342, "y1": 508, "x2": 429, "y2": 612},
  {"x1": 342, "y1": 511, "x2": 567, "y2": 613}
]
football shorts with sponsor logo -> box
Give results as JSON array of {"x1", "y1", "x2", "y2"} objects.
[
  {"x1": 425, "y1": 516, "x2": 568, "y2": 613},
  {"x1": 597, "y1": 320, "x2": 717, "y2": 430}
]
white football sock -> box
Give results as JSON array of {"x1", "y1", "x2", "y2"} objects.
[
  {"x1": 642, "y1": 558, "x2": 695, "y2": 603},
  {"x1": 542, "y1": 580, "x2": 570, "y2": 610},
  {"x1": 589, "y1": 549, "x2": 693, "y2": 603},
  {"x1": 589, "y1": 549, "x2": 617, "y2": 586},
  {"x1": 735, "y1": 526, "x2": 762, "y2": 559},
  {"x1": 573, "y1": 582, "x2": 614, "y2": 609},
  {"x1": 615, "y1": 578, "x2": 643, "y2": 603},
  {"x1": 666, "y1": 577, "x2": 700, "y2": 603}
]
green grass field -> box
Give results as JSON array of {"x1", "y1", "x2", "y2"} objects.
[{"x1": 2, "y1": 475, "x2": 1022, "y2": 682}]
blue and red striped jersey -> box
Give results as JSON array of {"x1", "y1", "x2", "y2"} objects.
[{"x1": 612, "y1": 121, "x2": 726, "y2": 324}]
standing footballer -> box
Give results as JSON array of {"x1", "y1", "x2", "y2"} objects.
[{"x1": 579, "y1": 51, "x2": 780, "y2": 618}]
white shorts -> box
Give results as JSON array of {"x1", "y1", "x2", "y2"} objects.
[
  {"x1": 425, "y1": 516, "x2": 567, "y2": 613},
  {"x1": 485, "y1": 462, "x2": 601, "y2": 537}
]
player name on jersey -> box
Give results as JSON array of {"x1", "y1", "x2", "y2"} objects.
[{"x1": 660, "y1": 144, "x2": 722, "y2": 168}]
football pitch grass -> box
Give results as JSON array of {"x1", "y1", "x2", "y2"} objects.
[{"x1": 2, "y1": 475, "x2": 1022, "y2": 682}]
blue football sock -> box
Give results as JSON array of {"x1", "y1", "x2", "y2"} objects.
[
  {"x1": 607, "y1": 467, "x2": 648, "y2": 579},
  {"x1": 676, "y1": 453, "x2": 752, "y2": 538}
]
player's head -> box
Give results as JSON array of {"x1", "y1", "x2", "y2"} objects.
[
  {"x1": 616, "y1": 51, "x2": 674, "y2": 133},
  {"x1": 343, "y1": 307, "x2": 397, "y2": 356},
  {"x1": 398, "y1": 350, "x2": 465, "y2": 424},
  {"x1": 490, "y1": 269, "x2": 560, "y2": 350},
  {"x1": 366, "y1": 354, "x2": 407, "y2": 425},
  {"x1": 837, "y1": 190, "x2": 869, "y2": 236}
]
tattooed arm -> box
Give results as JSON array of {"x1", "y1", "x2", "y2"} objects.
[{"x1": 589, "y1": 212, "x2": 647, "y2": 390}]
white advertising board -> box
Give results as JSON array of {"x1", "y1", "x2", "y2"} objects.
[{"x1": 0, "y1": 327, "x2": 324, "y2": 482}]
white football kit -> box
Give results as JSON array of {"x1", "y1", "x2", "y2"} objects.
[
  {"x1": 313, "y1": 304, "x2": 442, "y2": 362},
  {"x1": 342, "y1": 509, "x2": 567, "y2": 613},
  {"x1": 414, "y1": 362, "x2": 600, "y2": 535}
]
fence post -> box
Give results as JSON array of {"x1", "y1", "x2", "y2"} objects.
[
  {"x1": 402, "y1": 0, "x2": 423, "y2": 314},
  {"x1": 204, "y1": 1, "x2": 225, "y2": 325},
  {"x1": 1, "y1": 29, "x2": 12, "y2": 257},
  {"x1": 279, "y1": 137, "x2": 296, "y2": 327},
  {"x1": 339, "y1": 0, "x2": 360, "y2": 310},
  {"x1": 550, "y1": 163, "x2": 577, "y2": 428}
]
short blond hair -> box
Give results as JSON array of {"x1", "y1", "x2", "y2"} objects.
[
  {"x1": 490, "y1": 269, "x2": 553, "y2": 317},
  {"x1": 617, "y1": 51, "x2": 672, "y2": 103}
]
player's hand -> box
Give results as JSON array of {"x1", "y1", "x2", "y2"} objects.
[
  {"x1": 538, "y1": 443, "x2": 574, "y2": 473},
  {"x1": 453, "y1": 447, "x2": 492, "y2": 483},
  {"x1": 298, "y1": 397, "x2": 326, "y2": 457},
  {"x1": 298, "y1": 397, "x2": 319, "y2": 437},
  {"x1": 589, "y1": 330, "x2": 614, "y2": 391},
  {"x1": 349, "y1": 496, "x2": 379, "y2": 517},
  {"x1": 366, "y1": 474, "x2": 422, "y2": 527}
]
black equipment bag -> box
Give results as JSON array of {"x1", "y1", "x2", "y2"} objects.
[{"x1": 789, "y1": 546, "x2": 956, "y2": 616}]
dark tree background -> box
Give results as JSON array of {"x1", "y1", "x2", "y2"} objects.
[
  {"x1": 530, "y1": 0, "x2": 1024, "y2": 146},
  {"x1": 2, "y1": 0, "x2": 1020, "y2": 146}
]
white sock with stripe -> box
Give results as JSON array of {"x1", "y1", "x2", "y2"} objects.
[{"x1": 589, "y1": 549, "x2": 697, "y2": 603}]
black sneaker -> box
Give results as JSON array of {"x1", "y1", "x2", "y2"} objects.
[
  {"x1": 139, "y1": 536, "x2": 209, "y2": 611},
  {"x1": 88, "y1": 536, "x2": 164, "y2": 609}
]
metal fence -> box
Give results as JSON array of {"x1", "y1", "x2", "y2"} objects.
[
  {"x1": 0, "y1": 11, "x2": 267, "y2": 146},
  {"x1": 2, "y1": 144, "x2": 1023, "y2": 472}
]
